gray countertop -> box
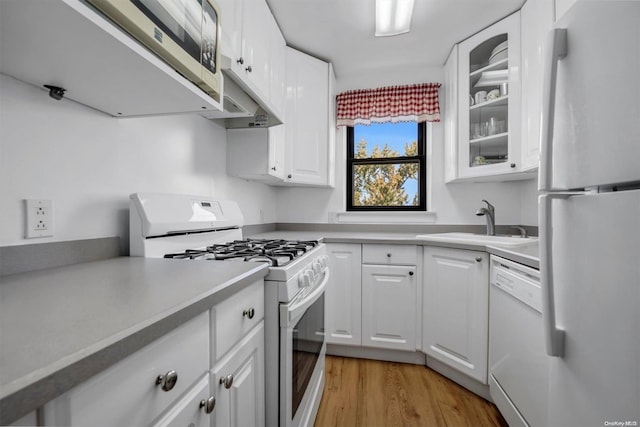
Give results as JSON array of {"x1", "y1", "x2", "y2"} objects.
[
  {"x1": 249, "y1": 230, "x2": 540, "y2": 269},
  {"x1": 0, "y1": 257, "x2": 268, "y2": 424}
]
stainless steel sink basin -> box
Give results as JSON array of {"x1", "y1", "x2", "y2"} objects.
[{"x1": 416, "y1": 232, "x2": 537, "y2": 247}]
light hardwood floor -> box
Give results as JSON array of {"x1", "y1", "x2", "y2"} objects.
[{"x1": 314, "y1": 355, "x2": 508, "y2": 427}]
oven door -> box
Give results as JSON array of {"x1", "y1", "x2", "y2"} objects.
[{"x1": 279, "y1": 269, "x2": 329, "y2": 427}]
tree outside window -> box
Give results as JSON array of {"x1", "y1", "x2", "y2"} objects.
[{"x1": 347, "y1": 122, "x2": 426, "y2": 211}]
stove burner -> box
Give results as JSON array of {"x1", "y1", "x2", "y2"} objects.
[{"x1": 163, "y1": 239, "x2": 319, "y2": 267}]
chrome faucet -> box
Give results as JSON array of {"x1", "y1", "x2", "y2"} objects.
[{"x1": 476, "y1": 200, "x2": 496, "y2": 236}]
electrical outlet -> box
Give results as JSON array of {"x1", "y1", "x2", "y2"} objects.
[{"x1": 25, "y1": 199, "x2": 53, "y2": 238}]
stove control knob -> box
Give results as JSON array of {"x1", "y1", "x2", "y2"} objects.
[
  {"x1": 298, "y1": 272, "x2": 311, "y2": 288},
  {"x1": 312, "y1": 262, "x2": 322, "y2": 274}
]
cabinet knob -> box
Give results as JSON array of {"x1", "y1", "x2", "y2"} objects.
[
  {"x1": 245, "y1": 65, "x2": 253, "y2": 73},
  {"x1": 271, "y1": 166, "x2": 277, "y2": 171},
  {"x1": 510, "y1": 163, "x2": 516, "y2": 168},
  {"x1": 409, "y1": 271, "x2": 414, "y2": 276},
  {"x1": 220, "y1": 374, "x2": 234, "y2": 389},
  {"x1": 199, "y1": 396, "x2": 216, "y2": 414},
  {"x1": 237, "y1": 57, "x2": 244, "y2": 65},
  {"x1": 287, "y1": 174, "x2": 292, "y2": 179},
  {"x1": 243, "y1": 307, "x2": 255, "y2": 319},
  {"x1": 475, "y1": 257, "x2": 483, "y2": 262},
  {"x1": 155, "y1": 370, "x2": 178, "y2": 392},
  {"x1": 386, "y1": 253, "x2": 392, "y2": 258}
]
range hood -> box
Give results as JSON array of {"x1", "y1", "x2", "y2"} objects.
[{"x1": 199, "y1": 76, "x2": 258, "y2": 120}]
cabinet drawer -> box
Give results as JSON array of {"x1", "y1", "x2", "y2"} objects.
[
  {"x1": 212, "y1": 280, "x2": 264, "y2": 362},
  {"x1": 362, "y1": 244, "x2": 417, "y2": 265},
  {"x1": 151, "y1": 376, "x2": 213, "y2": 427},
  {"x1": 43, "y1": 312, "x2": 210, "y2": 427}
]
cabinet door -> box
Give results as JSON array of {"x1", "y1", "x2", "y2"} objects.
[
  {"x1": 151, "y1": 376, "x2": 213, "y2": 427},
  {"x1": 226, "y1": 128, "x2": 284, "y2": 182},
  {"x1": 268, "y1": 125, "x2": 285, "y2": 180},
  {"x1": 443, "y1": 45, "x2": 459, "y2": 183},
  {"x1": 217, "y1": 0, "x2": 243, "y2": 63},
  {"x1": 325, "y1": 244, "x2": 362, "y2": 345},
  {"x1": 361, "y1": 264, "x2": 416, "y2": 351},
  {"x1": 284, "y1": 47, "x2": 330, "y2": 186},
  {"x1": 520, "y1": 0, "x2": 554, "y2": 171},
  {"x1": 457, "y1": 12, "x2": 521, "y2": 178},
  {"x1": 211, "y1": 322, "x2": 265, "y2": 427},
  {"x1": 423, "y1": 247, "x2": 489, "y2": 383},
  {"x1": 269, "y1": 21, "x2": 286, "y2": 120},
  {"x1": 241, "y1": 0, "x2": 271, "y2": 97}
]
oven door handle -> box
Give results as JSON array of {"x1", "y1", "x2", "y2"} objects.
[{"x1": 280, "y1": 269, "x2": 330, "y2": 327}]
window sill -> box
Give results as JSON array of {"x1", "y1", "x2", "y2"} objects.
[{"x1": 328, "y1": 211, "x2": 437, "y2": 225}]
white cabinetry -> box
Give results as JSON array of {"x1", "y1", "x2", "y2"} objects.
[
  {"x1": 43, "y1": 312, "x2": 212, "y2": 426},
  {"x1": 42, "y1": 280, "x2": 265, "y2": 427},
  {"x1": 227, "y1": 125, "x2": 285, "y2": 182},
  {"x1": 211, "y1": 323, "x2": 265, "y2": 427},
  {"x1": 423, "y1": 247, "x2": 489, "y2": 383},
  {"x1": 520, "y1": 0, "x2": 554, "y2": 171},
  {"x1": 325, "y1": 244, "x2": 362, "y2": 346},
  {"x1": 443, "y1": 45, "x2": 459, "y2": 183},
  {"x1": 325, "y1": 244, "x2": 419, "y2": 353},
  {"x1": 0, "y1": 0, "x2": 222, "y2": 117},
  {"x1": 361, "y1": 264, "x2": 417, "y2": 351},
  {"x1": 216, "y1": 0, "x2": 284, "y2": 121},
  {"x1": 282, "y1": 48, "x2": 336, "y2": 187},
  {"x1": 555, "y1": 0, "x2": 576, "y2": 21}
]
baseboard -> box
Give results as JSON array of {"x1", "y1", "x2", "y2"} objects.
[
  {"x1": 426, "y1": 357, "x2": 492, "y2": 401},
  {"x1": 326, "y1": 344, "x2": 426, "y2": 365}
]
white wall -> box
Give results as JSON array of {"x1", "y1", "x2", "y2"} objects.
[
  {"x1": 0, "y1": 74, "x2": 277, "y2": 248},
  {"x1": 276, "y1": 65, "x2": 539, "y2": 226}
]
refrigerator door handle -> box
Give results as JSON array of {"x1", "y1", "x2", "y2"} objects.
[
  {"x1": 539, "y1": 28, "x2": 568, "y2": 192},
  {"x1": 539, "y1": 192, "x2": 576, "y2": 358}
]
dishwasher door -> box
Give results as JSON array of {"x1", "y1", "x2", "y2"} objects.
[{"x1": 489, "y1": 256, "x2": 548, "y2": 427}]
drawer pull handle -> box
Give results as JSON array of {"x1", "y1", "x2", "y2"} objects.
[
  {"x1": 199, "y1": 396, "x2": 216, "y2": 414},
  {"x1": 220, "y1": 374, "x2": 234, "y2": 389},
  {"x1": 243, "y1": 308, "x2": 255, "y2": 319},
  {"x1": 386, "y1": 253, "x2": 392, "y2": 258},
  {"x1": 156, "y1": 370, "x2": 178, "y2": 392},
  {"x1": 409, "y1": 271, "x2": 414, "y2": 276},
  {"x1": 476, "y1": 257, "x2": 483, "y2": 262}
]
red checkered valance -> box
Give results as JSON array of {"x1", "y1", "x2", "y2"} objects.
[{"x1": 336, "y1": 83, "x2": 442, "y2": 127}]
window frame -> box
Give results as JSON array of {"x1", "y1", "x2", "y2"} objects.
[{"x1": 346, "y1": 122, "x2": 427, "y2": 212}]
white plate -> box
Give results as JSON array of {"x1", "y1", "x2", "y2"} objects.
[
  {"x1": 491, "y1": 40, "x2": 508, "y2": 56},
  {"x1": 489, "y1": 49, "x2": 508, "y2": 64}
]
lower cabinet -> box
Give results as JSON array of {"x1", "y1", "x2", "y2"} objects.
[
  {"x1": 325, "y1": 243, "x2": 419, "y2": 352},
  {"x1": 211, "y1": 322, "x2": 265, "y2": 427},
  {"x1": 422, "y1": 247, "x2": 489, "y2": 383},
  {"x1": 361, "y1": 264, "x2": 417, "y2": 351},
  {"x1": 325, "y1": 243, "x2": 362, "y2": 345},
  {"x1": 42, "y1": 280, "x2": 266, "y2": 427}
]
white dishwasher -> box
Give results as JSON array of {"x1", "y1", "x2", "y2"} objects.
[{"x1": 488, "y1": 255, "x2": 548, "y2": 427}]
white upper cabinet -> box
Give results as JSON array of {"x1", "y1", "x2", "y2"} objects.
[
  {"x1": 445, "y1": 11, "x2": 537, "y2": 182},
  {"x1": 520, "y1": 0, "x2": 554, "y2": 171},
  {"x1": 0, "y1": 0, "x2": 222, "y2": 117},
  {"x1": 269, "y1": 21, "x2": 287, "y2": 120},
  {"x1": 281, "y1": 48, "x2": 336, "y2": 187},
  {"x1": 217, "y1": 0, "x2": 284, "y2": 122}
]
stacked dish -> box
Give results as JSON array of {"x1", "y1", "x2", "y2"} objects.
[{"x1": 489, "y1": 40, "x2": 508, "y2": 64}]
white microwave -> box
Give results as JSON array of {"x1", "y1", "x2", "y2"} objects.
[{"x1": 88, "y1": 0, "x2": 222, "y2": 103}]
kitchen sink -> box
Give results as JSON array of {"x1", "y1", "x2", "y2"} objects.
[{"x1": 416, "y1": 232, "x2": 537, "y2": 247}]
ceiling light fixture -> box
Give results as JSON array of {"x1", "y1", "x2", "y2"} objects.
[{"x1": 375, "y1": 0, "x2": 415, "y2": 37}]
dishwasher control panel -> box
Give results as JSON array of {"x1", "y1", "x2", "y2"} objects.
[{"x1": 490, "y1": 256, "x2": 541, "y2": 312}]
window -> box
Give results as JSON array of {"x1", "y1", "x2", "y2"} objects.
[{"x1": 347, "y1": 122, "x2": 426, "y2": 211}]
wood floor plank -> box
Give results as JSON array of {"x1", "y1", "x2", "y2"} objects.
[{"x1": 314, "y1": 355, "x2": 507, "y2": 427}]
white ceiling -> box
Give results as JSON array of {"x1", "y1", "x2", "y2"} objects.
[{"x1": 266, "y1": 0, "x2": 525, "y2": 79}]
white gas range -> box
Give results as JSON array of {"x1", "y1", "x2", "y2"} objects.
[{"x1": 129, "y1": 193, "x2": 327, "y2": 427}]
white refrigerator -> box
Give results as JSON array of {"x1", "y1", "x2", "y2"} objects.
[{"x1": 538, "y1": 1, "x2": 640, "y2": 426}]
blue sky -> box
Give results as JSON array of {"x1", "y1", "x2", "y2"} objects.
[{"x1": 353, "y1": 122, "x2": 419, "y2": 204}]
